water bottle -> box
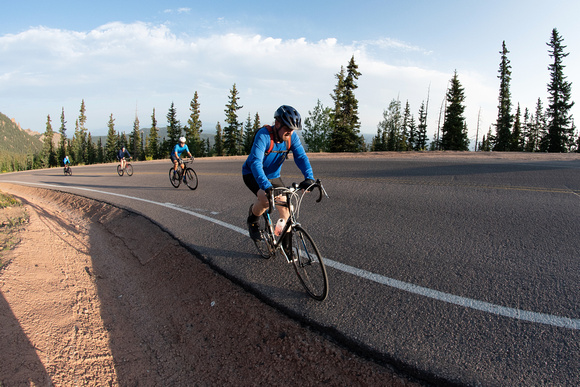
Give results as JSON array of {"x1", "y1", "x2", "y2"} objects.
[{"x1": 275, "y1": 218, "x2": 286, "y2": 236}]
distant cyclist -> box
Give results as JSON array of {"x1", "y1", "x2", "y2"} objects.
[
  {"x1": 117, "y1": 146, "x2": 131, "y2": 170},
  {"x1": 171, "y1": 136, "x2": 193, "y2": 175},
  {"x1": 63, "y1": 155, "x2": 71, "y2": 166},
  {"x1": 242, "y1": 105, "x2": 315, "y2": 241}
]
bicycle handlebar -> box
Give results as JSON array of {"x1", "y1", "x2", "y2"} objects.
[{"x1": 266, "y1": 179, "x2": 328, "y2": 214}]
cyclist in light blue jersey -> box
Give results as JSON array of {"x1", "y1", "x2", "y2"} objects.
[{"x1": 171, "y1": 136, "x2": 193, "y2": 173}]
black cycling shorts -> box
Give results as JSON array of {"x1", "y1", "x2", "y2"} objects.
[{"x1": 243, "y1": 174, "x2": 284, "y2": 196}]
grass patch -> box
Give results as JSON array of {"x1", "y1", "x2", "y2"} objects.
[{"x1": 0, "y1": 191, "x2": 19, "y2": 208}]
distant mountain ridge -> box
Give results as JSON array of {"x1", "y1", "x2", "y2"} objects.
[{"x1": 0, "y1": 112, "x2": 43, "y2": 154}]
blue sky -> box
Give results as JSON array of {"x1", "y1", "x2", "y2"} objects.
[{"x1": 2, "y1": 1, "x2": 579, "y2": 148}]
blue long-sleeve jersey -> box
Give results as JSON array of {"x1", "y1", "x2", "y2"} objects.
[{"x1": 242, "y1": 126, "x2": 314, "y2": 191}]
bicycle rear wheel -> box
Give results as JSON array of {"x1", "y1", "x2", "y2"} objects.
[
  {"x1": 184, "y1": 168, "x2": 198, "y2": 190},
  {"x1": 169, "y1": 168, "x2": 181, "y2": 188},
  {"x1": 291, "y1": 226, "x2": 328, "y2": 301},
  {"x1": 253, "y1": 211, "x2": 274, "y2": 259},
  {"x1": 126, "y1": 164, "x2": 133, "y2": 176},
  {"x1": 117, "y1": 165, "x2": 124, "y2": 176}
]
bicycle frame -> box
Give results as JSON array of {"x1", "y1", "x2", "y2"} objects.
[
  {"x1": 175, "y1": 158, "x2": 192, "y2": 174},
  {"x1": 263, "y1": 179, "x2": 328, "y2": 262}
]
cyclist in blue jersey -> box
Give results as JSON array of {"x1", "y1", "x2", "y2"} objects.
[
  {"x1": 117, "y1": 146, "x2": 131, "y2": 170},
  {"x1": 63, "y1": 155, "x2": 71, "y2": 166},
  {"x1": 171, "y1": 136, "x2": 193, "y2": 174},
  {"x1": 243, "y1": 105, "x2": 315, "y2": 241}
]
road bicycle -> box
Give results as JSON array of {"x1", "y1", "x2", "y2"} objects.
[
  {"x1": 169, "y1": 158, "x2": 198, "y2": 190},
  {"x1": 63, "y1": 165, "x2": 72, "y2": 176},
  {"x1": 252, "y1": 179, "x2": 329, "y2": 301},
  {"x1": 117, "y1": 159, "x2": 133, "y2": 176}
]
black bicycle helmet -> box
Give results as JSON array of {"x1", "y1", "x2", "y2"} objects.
[{"x1": 274, "y1": 105, "x2": 302, "y2": 130}]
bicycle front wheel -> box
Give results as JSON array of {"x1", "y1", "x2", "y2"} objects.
[
  {"x1": 169, "y1": 168, "x2": 181, "y2": 188},
  {"x1": 126, "y1": 164, "x2": 133, "y2": 176},
  {"x1": 117, "y1": 165, "x2": 124, "y2": 176},
  {"x1": 291, "y1": 226, "x2": 328, "y2": 301},
  {"x1": 184, "y1": 168, "x2": 198, "y2": 190}
]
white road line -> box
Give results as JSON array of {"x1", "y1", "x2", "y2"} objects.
[{"x1": 5, "y1": 181, "x2": 579, "y2": 330}]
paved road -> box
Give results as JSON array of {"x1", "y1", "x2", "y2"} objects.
[{"x1": 2, "y1": 153, "x2": 579, "y2": 386}]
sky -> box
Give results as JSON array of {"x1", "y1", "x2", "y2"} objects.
[{"x1": 2, "y1": 0, "x2": 579, "y2": 149}]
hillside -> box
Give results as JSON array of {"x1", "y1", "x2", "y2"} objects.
[{"x1": 0, "y1": 112, "x2": 43, "y2": 154}]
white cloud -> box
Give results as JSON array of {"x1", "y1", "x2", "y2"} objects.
[{"x1": 0, "y1": 21, "x2": 506, "y2": 143}]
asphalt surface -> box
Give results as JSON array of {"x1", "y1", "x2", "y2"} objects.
[{"x1": 1, "y1": 153, "x2": 579, "y2": 386}]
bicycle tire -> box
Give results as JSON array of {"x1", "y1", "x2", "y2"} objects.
[
  {"x1": 169, "y1": 168, "x2": 181, "y2": 188},
  {"x1": 253, "y1": 212, "x2": 274, "y2": 259},
  {"x1": 290, "y1": 226, "x2": 328, "y2": 301},
  {"x1": 117, "y1": 165, "x2": 124, "y2": 176},
  {"x1": 184, "y1": 168, "x2": 198, "y2": 190},
  {"x1": 126, "y1": 164, "x2": 133, "y2": 176}
]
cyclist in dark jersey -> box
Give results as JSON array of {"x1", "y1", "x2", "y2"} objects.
[
  {"x1": 117, "y1": 146, "x2": 131, "y2": 170},
  {"x1": 242, "y1": 105, "x2": 315, "y2": 241}
]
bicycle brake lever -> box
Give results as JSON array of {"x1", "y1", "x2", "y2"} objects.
[{"x1": 315, "y1": 180, "x2": 329, "y2": 202}]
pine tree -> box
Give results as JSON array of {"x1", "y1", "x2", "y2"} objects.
[
  {"x1": 303, "y1": 99, "x2": 331, "y2": 152},
  {"x1": 213, "y1": 121, "x2": 224, "y2": 156},
  {"x1": 441, "y1": 71, "x2": 469, "y2": 151},
  {"x1": 223, "y1": 84, "x2": 243, "y2": 156},
  {"x1": 329, "y1": 56, "x2": 363, "y2": 152},
  {"x1": 522, "y1": 108, "x2": 532, "y2": 152},
  {"x1": 186, "y1": 91, "x2": 203, "y2": 157},
  {"x1": 480, "y1": 127, "x2": 494, "y2": 151},
  {"x1": 511, "y1": 104, "x2": 523, "y2": 151},
  {"x1": 527, "y1": 98, "x2": 545, "y2": 152},
  {"x1": 166, "y1": 102, "x2": 182, "y2": 157},
  {"x1": 241, "y1": 113, "x2": 254, "y2": 154},
  {"x1": 86, "y1": 132, "x2": 96, "y2": 164},
  {"x1": 130, "y1": 115, "x2": 141, "y2": 160},
  {"x1": 252, "y1": 113, "x2": 261, "y2": 137},
  {"x1": 416, "y1": 101, "x2": 429, "y2": 150},
  {"x1": 371, "y1": 125, "x2": 385, "y2": 151},
  {"x1": 96, "y1": 138, "x2": 104, "y2": 163},
  {"x1": 545, "y1": 28, "x2": 575, "y2": 152},
  {"x1": 105, "y1": 114, "x2": 118, "y2": 162},
  {"x1": 146, "y1": 108, "x2": 160, "y2": 160},
  {"x1": 57, "y1": 107, "x2": 67, "y2": 164},
  {"x1": 494, "y1": 41, "x2": 513, "y2": 151},
  {"x1": 42, "y1": 114, "x2": 57, "y2": 167},
  {"x1": 71, "y1": 119, "x2": 82, "y2": 164},
  {"x1": 77, "y1": 100, "x2": 88, "y2": 163},
  {"x1": 401, "y1": 101, "x2": 412, "y2": 151},
  {"x1": 205, "y1": 138, "x2": 212, "y2": 157}
]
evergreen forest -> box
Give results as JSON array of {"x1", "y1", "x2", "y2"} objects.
[{"x1": 1, "y1": 28, "x2": 577, "y2": 173}]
